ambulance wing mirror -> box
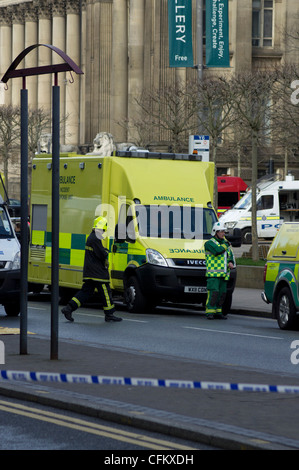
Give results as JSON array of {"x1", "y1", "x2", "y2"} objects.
[
  {"x1": 114, "y1": 223, "x2": 136, "y2": 243},
  {"x1": 114, "y1": 224, "x2": 126, "y2": 243}
]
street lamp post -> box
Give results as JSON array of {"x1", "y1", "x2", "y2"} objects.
[
  {"x1": 1, "y1": 44, "x2": 83, "y2": 359},
  {"x1": 20, "y1": 79, "x2": 28, "y2": 355}
]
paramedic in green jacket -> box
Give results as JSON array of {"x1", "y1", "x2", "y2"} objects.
[{"x1": 204, "y1": 221, "x2": 235, "y2": 319}]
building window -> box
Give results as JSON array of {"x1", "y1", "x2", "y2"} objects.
[{"x1": 252, "y1": 0, "x2": 273, "y2": 47}]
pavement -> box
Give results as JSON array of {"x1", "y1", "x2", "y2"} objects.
[{"x1": 0, "y1": 288, "x2": 298, "y2": 451}]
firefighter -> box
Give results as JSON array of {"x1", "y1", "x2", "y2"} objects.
[
  {"x1": 61, "y1": 216, "x2": 122, "y2": 323},
  {"x1": 204, "y1": 221, "x2": 235, "y2": 319}
]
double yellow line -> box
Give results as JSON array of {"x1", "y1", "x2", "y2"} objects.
[{"x1": 0, "y1": 399, "x2": 197, "y2": 450}]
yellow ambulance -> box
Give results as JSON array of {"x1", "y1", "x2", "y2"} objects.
[
  {"x1": 262, "y1": 222, "x2": 299, "y2": 329},
  {"x1": 28, "y1": 150, "x2": 237, "y2": 313}
]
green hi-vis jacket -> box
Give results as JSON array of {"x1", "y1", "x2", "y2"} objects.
[{"x1": 204, "y1": 236, "x2": 235, "y2": 280}]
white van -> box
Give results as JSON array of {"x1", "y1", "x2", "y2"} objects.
[
  {"x1": 220, "y1": 174, "x2": 299, "y2": 244},
  {"x1": 0, "y1": 195, "x2": 20, "y2": 316}
]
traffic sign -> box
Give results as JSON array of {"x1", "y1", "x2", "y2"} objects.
[{"x1": 188, "y1": 135, "x2": 210, "y2": 161}]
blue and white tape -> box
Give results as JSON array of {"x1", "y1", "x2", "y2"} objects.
[{"x1": 1, "y1": 370, "x2": 299, "y2": 394}]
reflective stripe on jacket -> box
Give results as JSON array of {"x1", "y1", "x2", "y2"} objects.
[{"x1": 204, "y1": 236, "x2": 234, "y2": 280}]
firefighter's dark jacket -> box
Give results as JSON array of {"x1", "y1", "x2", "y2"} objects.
[{"x1": 82, "y1": 230, "x2": 109, "y2": 282}]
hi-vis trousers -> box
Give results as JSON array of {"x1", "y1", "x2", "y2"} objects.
[
  {"x1": 205, "y1": 277, "x2": 228, "y2": 317},
  {"x1": 69, "y1": 279, "x2": 115, "y2": 315}
]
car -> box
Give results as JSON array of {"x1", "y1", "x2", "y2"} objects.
[
  {"x1": 261, "y1": 222, "x2": 299, "y2": 329},
  {"x1": 7, "y1": 198, "x2": 21, "y2": 218}
]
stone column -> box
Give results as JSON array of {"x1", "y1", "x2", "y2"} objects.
[
  {"x1": 110, "y1": 0, "x2": 128, "y2": 141},
  {"x1": 127, "y1": 0, "x2": 145, "y2": 142},
  {"x1": 0, "y1": 8, "x2": 12, "y2": 105},
  {"x1": 52, "y1": 0, "x2": 66, "y2": 143},
  {"x1": 85, "y1": 0, "x2": 112, "y2": 143},
  {"x1": 65, "y1": 0, "x2": 81, "y2": 145},
  {"x1": 11, "y1": 6, "x2": 25, "y2": 107},
  {"x1": 24, "y1": 3, "x2": 38, "y2": 108},
  {"x1": 79, "y1": 0, "x2": 86, "y2": 145},
  {"x1": 233, "y1": 0, "x2": 252, "y2": 73},
  {"x1": 36, "y1": 0, "x2": 52, "y2": 113},
  {"x1": 84, "y1": 0, "x2": 93, "y2": 143},
  {"x1": 285, "y1": 1, "x2": 299, "y2": 63}
]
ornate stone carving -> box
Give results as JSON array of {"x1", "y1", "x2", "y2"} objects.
[
  {"x1": 66, "y1": 0, "x2": 81, "y2": 15},
  {"x1": 87, "y1": 132, "x2": 116, "y2": 156},
  {"x1": 11, "y1": 5, "x2": 25, "y2": 25},
  {"x1": 52, "y1": 0, "x2": 66, "y2": 17},
  {"x1": 0, "y1": 7, "x2": 12, "y2": 27},
  {"x1": 34, "y1": 0, "x2": 52, "y2": 20},
  {"x1": 24, "y1": 3, "x2": 38, "y2": 22}
]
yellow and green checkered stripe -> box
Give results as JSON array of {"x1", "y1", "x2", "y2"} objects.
[
  {"x1": 31, "y1": 232, "x2": 147, "y2": 272},
  {"x1": 205, "y1": 252, "x2": 227, "y2": 274},
  {"x1": 205, "y1": 251, "x2": 230, "y2": 280},
  {"x1": 264, "y1": 261, "x2": 299, "y2": 307},
  {"x1": 108, "y1": 238, "x2": 146, "y2": 279},
  {"x1": 31, "y1": 230, "x2": 88, "y2": 266}
]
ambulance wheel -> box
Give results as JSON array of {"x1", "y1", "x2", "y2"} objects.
[
  {"x1": 125, "y1": 276, "x2": 147, "y2": 313},
  {"x1": 241, "y1": 228, "x2": 252, "y2": 244},
  {"x1": 276, "y1": 287, "x2": 297, "y2": 330}
]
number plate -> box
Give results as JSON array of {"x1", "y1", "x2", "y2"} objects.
[{"x1": 184, "y1": 286, "x2": 207, "y2": 293}]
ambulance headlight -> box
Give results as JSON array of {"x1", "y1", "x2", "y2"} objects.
[
  {"x1": 146, "y1": 249, "x2": 167, "y2": 267},
  {"x1": 225, "y1": 221, "x2": 237, "y2": 229},
  {"x1": 11, "y1": 251, "x2": 21, "y2": 270}
]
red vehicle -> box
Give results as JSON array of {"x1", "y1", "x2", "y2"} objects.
[{"x1": 217, "y1": 176, "x2": 248, "y2": 217}]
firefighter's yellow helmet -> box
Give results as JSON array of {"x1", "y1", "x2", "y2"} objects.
[{"x1": 93, "y1": 216, "x2": 108, "y2": 231}]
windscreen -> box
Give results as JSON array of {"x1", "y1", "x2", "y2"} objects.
[
  {"x1": 135, "y1": 205, "x2": 217, "y2": 240},
  {"x1": 0, "y1": 206, "x2": 14, "y2": 238},
  {"x1": 234, "y1": 192, "x2": 252, "y2": 210}
]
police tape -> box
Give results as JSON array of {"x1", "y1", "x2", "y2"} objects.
[{"x1": 1, "y1": 370, "x2": 299, "y2": 393}]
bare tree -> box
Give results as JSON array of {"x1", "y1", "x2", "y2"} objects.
[
  {"x1": 28, "y1": 107, "x2": 52, "y2": 162},
  {"x1": 229, "y1": 70, "x2": 279, "y2": 260},
  {"x1": 271, "y1": 65, "x2": 299, "y2": 177},
  {"x1": 0, "y1": 105, "x2": 20, "y2": 194},
  {"x1": 115, "y1": 114, "x2": 156, "y2": 149},
  {"x1": 134, "y1": 82, "x2": 198, "y2": 153},
  {"x1": 224, "y1": 123, "x2": 252, "y2": 178},
  {"x1": 193, "y1": 75, "x2": 236, "y2": 208}
]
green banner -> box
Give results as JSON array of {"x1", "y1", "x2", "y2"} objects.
[
  {"x1": 206, "y1": 0, "x2": 230, "y2": 68},
  {"x1": 168, "y1": 0, "x2": 194, "y2": 68}
]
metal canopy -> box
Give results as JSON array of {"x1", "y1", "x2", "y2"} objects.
[{"x1": 1, "y1": 43, "x2": 83, "y2": 83}]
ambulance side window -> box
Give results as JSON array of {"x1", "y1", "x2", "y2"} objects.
[
  {"x1": 126, "y1": 205, "x2": 136, "y2": 242},
  {"x1": 115, "y1": 204, "x2": 136, "y2": 243},
  {"x1": 32, "y1": 204, "x2": 47, "y2": 231}
]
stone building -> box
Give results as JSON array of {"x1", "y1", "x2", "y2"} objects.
[{"x1": 0, "y1": 0, "x2": 299, "y2": 193}]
